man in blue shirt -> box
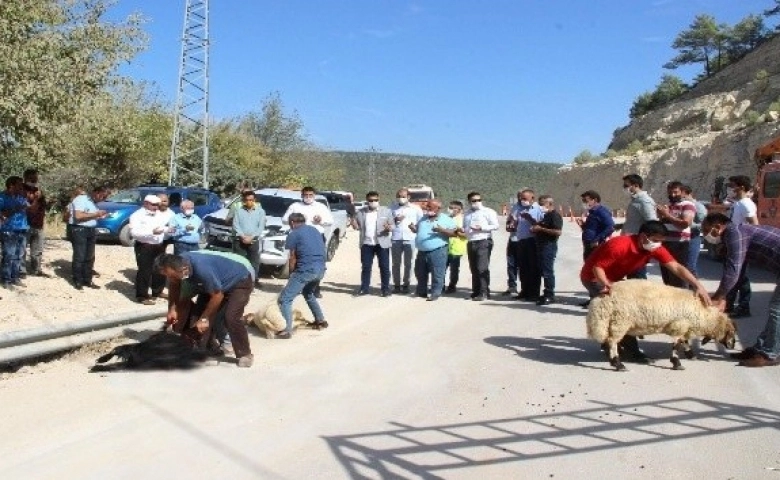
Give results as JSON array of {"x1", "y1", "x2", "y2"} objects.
[
  {"x1": 576, "y1": 190, "x2": 615, "y2": 260},
  {"x1": 512, "y1": 189, "x2": 544, "y2": 301},
  {"x1": 0, "y1": 176, "x2": 32, "y2": 288},
  {"x1": 170, "y1": 199, "x2": 203, "y2": 255},
  {"x1": 68, "y1": 186, "x2": 109, "y2": 290},
  {"x1": 277, "y1": 213, "x2": 327, "y2": 338},
  {"x1": 155, "y1": 251, "x2": 255, "y2": 367},
  {"x1": 410, "y1": 200, "x2": 458, "y2": 301}
]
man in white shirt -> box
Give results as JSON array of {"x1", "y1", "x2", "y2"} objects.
[
  {"x1": 129, "y1": 194, "x2": 173, "y2": 305},
  {"x1": 156, "y1": 193, "x2": 177, "y2": 247},
  {"x1": 282, "y1": 186, "x2": 334, "y2": 298},
  {"x1": 350, "y1": 191, "x2": 393, "y2": 296},
  {"x1": 463, "y1": 191, "x2": 499, "y2": 301},
  {"x1": 390, "y1": 188, "x2": 423, "y2": 293},
  {"x1": 726, "y1": 175, "x2": 759, "y2": 317}
]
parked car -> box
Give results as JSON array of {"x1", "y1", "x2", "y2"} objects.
[
  {"x1": 318, "y1": 190, "x2": 355, "y2": 219},
  {"x1": 202, "y1": 188, "x2": 349, "y2": 278},
  {"x1": 94, "y1": 185, "x2": 223, "y2": 246}
]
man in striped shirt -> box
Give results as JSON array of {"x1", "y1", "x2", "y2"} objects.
[
  {"x1": 656, "y1": 181, "x2": 695, "y2": 289},
  {"x1": 704, "y1": 213, "x2": 780, "y2": 367}
]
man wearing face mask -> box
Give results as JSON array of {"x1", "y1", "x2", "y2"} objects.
[
  {"x1": 390, "y1": 188, "x2": 423, "y2": 294},
  {"x1": 463, "y1": 191, "x2": 499, "y2": 301},
  {"x1": 351, "y1": 191, "x2": 393, "y2": 296},
  {"x1": 531, "y1": 195, "x2": 563, "y2": 305},
  {"x1": 704, "y1": 213, "x2": 780, "y2": 367},
  {"x1": 129, "y1": 195, "x2": 170, "y2": 304},
  {"x1": 226, "y1": 190, "x2": 266, "y2": 284},
  {"x1": 170, "y1": 199, "x2": 203, "y2": 255},
  {"x1": 283, "y1": 186, "x2": 333, "y2": 298},
  {"x1": 576, "y1": 190, "x2": 614, "y2": 261},
  {"x1": 656, "y1": 181, "x2": 696, "y2": 289},
  {"x1": 621, "y1": 174, "x2": 658, "y2": 280},
  {"x1": 513, "y1": 189, "x2": 544, "y2": 301},
  {"x1": 410, "y1": 199, "x2": 458, "y2": 301},
  {"x1": 723, "y1": 175, "x2": 758, "y2": 318},
  {"x1": 502, "y1": 190, "x2": 524, "y2": 296},
  {"x1": 581, "y1": 220, "x2": 709, "y2": 362}
]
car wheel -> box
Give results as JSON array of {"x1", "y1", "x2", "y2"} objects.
[
  {"x1": 275, "y1": 262, "x2": 290, "y2": 279},
  {"x1": 119, "y1": 224, "x2": 133, "y2": 247},
  {"x1": 326, "y1": 233, "x2": 339, "y2": 262}
]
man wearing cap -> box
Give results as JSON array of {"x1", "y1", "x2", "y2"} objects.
[{"x1": 129, "y1": 195, "x2": 174, "y2": 305}]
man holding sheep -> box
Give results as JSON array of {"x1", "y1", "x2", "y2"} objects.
[
  {"x1": 580, "y1": 220, "x2": 710, "y2": 361},
  {"x1": 704, "y1": 213, "x2": 780, "y2": 367}
]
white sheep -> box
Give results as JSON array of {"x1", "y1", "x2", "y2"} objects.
[
  {"x1": 586, "y1": 279, "x2": 736, "y2": 371},
  {"x1": 242, "y1": 301, "x2": 314, "y2": 339}
]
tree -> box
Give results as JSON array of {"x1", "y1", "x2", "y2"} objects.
[
  {"x1": 0, "y1": 0, "x2": 147, "y2": 161},
  {"x1": 728, "y1": 14, "x2": 769, "y2": 58},
  {"x1": 572, "y1": 150, "x2": 599, "y2": 165},
  {"x1": 630, "y1": 75, "x2": 688, "y2": 118},
  {"x1": 765, "y1": 0, "x2": 780, "y2": 25},
  {"x1": 664, "y1": 14, "x2": 724, "y2": 77}
]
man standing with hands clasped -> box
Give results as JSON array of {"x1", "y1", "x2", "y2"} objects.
[
  {"x1": 351, "y1": 191, "x2": 393, "y2": 296},
  {"x1": 227, "y1": 190, "x2": 266, "y2": 286},
  {"x1": 463, "y1": 191, "x2": 499, "y2": 301},
  {"x1": 283, "y1": 186, "x2": 333, "y2": 298},
  {"x1": 129, "y1": 194, "x2": 174, "y2": 305},
  {"x1": 390, "y1": 188, "x2": 423, "y2": 294},
  {"x1": 410, "y1": 199, "x2": 457, "y2": 301}
]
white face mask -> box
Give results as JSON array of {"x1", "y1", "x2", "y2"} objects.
[
  {"x1": 624, "y1": 187, "x2": 633, "y2": 196},
  {"x1": 581, "y1": 202, "x2": 589, "y2": 210},
  {"x1": 26, "y1": 182, "x2": 38, "y2": 188},
  {"x1": 368, "y1": 201, "x2": 379, "y2": 210},
  {"x1": 447, "y1": 208, "x2": 454, "y2": 216},
  {"x1": 642, "y1": 238, "x2": 662, "y2": 251},
  {"x1": 520, "y1": 200, "x2": 531, "y2": 207},
  {"x1": 397, "y1": 197, "x2": 408, "y2": 205},
  {"x1": 302, "y1": 197, "x2": 314, "y2": 205},
  {"x1": 704, "y1": 233, "x2": 721, "y2": 245},
  {"x1": 540, "y1": 206, "x2": 549, "y2": 214},
  {"x1": 183, "y1": 209, "x2": 194, "y2": 216},
  {"x1": 471, "y1": 201, "x2": 482, "y2": 210}
]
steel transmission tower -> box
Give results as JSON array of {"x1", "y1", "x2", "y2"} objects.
[{"x1": 169, "y1": 0, "x2": 210, "y2": 187}]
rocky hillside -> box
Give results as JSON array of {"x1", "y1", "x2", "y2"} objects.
[{"x1": 549, "y1": 34, "x2": 780, "y2": 212}]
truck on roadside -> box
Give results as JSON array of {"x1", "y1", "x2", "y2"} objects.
[
  {"x1": 406, "y1": 184, "x2": 435, "y2": 209},
  {"x1": 201, "y1": 188, "x2": 348, "y2": 278}
]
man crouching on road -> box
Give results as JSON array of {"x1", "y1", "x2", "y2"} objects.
[
  {"x1": 277, "y1": 212, "x2": 328, "y2": 339},
  {"x1": 155, "y1": 252, "x2": 255, "y2": 367}
]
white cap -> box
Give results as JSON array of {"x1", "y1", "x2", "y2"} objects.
[{"x1": 144, "y1": 194, "x2": 161, "y2": 204}]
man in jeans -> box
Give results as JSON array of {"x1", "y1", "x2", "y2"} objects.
[
  {"x1": 410, "y1": 200, "x2": 457, "y2": 301},
  {"x1": 704, "y1": 213, "x2": 780, "y2": 367},
  {"x1": 0, "y1": 176, "x2": 31, "y2": 289},
  {"x1": 227, "y1": 190, "x2": 266, "y2": 286},
  {"x1": 531, "y1": 195, "x2": 563, "y2": 305},
  {"x1": 390, "y1": 188, "x2": 423, "y2": 294},
  {"x1": 277, "y1": 213, "x2": 328, "y2": 338},
  {"x1": 351, "y1": 191, "x2": 393, "y2": 296},
  {"x1": 68, "y1": 186, "x2": 108, "y2": 290}
]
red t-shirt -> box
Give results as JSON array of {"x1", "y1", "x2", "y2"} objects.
[{"x1": 580, "y1": 235, "x2": 675, "y2": 282}]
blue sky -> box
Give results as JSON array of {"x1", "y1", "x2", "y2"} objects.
[{"x1": 111, "y1": 0, "x2": 775, "y2": 163}]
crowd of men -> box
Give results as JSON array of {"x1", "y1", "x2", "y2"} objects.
[{"x1": 2, "y1": 170, "x2": 780, "y2": 370}]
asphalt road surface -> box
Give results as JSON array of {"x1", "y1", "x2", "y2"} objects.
[{"x1": 2, "y1": 222, "x2": 779, "y2": 479}]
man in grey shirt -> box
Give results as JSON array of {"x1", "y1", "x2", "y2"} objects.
[
  {"x1": 621, "y1": 174, "x2": 657, "y2": 279},
  {"x1": 227, "y1": 190, "x2": 266, "y2": 286}
]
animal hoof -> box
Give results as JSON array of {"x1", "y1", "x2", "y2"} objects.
[
  {"x1": 672, "y1": 364, "x2": 686, "y2": 370},
  {"x1": 614, "y1": 363, "x2": 627, "y2": 371},
  {"x1": 670, "y1": 358, "x2": 685, "y2": 370}
]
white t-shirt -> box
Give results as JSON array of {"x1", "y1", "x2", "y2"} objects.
[
  {"x1": 363, "y1": 210, "x2": 378, "y2": 245},
  {"x1": 730, "y1": 198, "x2": 757, "y2": 225},
  {"x1": 282, "y1": 201, "x2": 333, "y2": 234}
]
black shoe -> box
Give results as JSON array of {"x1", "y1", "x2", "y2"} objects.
[
  {"x1": 34, "y1": 271, "x2": 52, "y2": 278},
  {"x1": 536, "y1": 296, "x2": 554, "y2": 306},
  {"x1": 74, "y1": 283, "x2": 84, "y2": 291},
  {"x1": 730, "y1": 347, "x2": 758, "y2": 360},
  {"x1": 276, "y1": 331, "x2": 292, "y2": 340},
  {"x1": 731, "y1": 307, "x2": 751, "y2": 318},
  {"x1": 445, "y1": 285, "x2": 456, "y2": 294},
  {"x1": 472, "y1": 295, "x2": 487, "y2": 301},
  {"x1": 86, "y1": 283, "x2": 101, "y2": 290},
  {"x1": 393, "y1": 285, "x2": 402, "y2": 293},
  {"x1": 381, "y1": 290, "x2": 391, "y2": 297},
  {"x1": 356, "y1": 290, "x2": 369, "y2": 296},
  {"x1": 401, "y1": 285, "x2": 410, "y2": 293},
  {"x1": 427, "y1": 295, "x2": 440, "y2": 302},
  {"x1": 501, "y1": 288, "x2": 517, "y2": 296}
]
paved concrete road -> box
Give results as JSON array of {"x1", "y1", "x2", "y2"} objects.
[{"x1": 2, "y1": 222, "x2": 779, "y2": 479}]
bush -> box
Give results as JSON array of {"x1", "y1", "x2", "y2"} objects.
[
  {"x1": 744, "y1": 110, "x2": 763, "y2": 126},
  {"x1": 572, "y1": 149, "x2": 601, "y2": 165}
]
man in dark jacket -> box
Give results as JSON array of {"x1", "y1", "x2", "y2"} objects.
[
  {"x1": 532, "y1": 195, "x2": 563, "y2": 305},
  {"x1": 577, "y1": 190, "x2": 614, "y2": 260}
]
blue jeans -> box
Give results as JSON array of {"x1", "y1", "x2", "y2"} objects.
[
  {"x1": 360, "y1": 244, "x2": 390, "y2": 293},
  {"x1": 506, "y1": 240, "x2": 519, "y2": 289},
  {"x1": 415, "y1": 246, "x2": 447, "y2": 298},
  {"x1": 537, "y1": 241, "x2": 558, "y2": 298},
  {"x1": 391, "y1": 240, "x2": 414, "y2": 287},
  {"x1": 278, "y1": 268, "x2": 326, "y2": 333},
  {"x1": 753, "y1": 277, "x2": 780, "y2": 359},
  {"x1": 1, "y1": 230, "x2": 27, "y2": 283},
  {"x1": 687, "y1": 235, "x2": 702, "y2": 277},
  {"x1": 173, "y1": 242, "x2": 200, "y2": 256}
]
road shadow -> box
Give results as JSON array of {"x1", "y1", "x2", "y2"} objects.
[
  {"x1": 480, "y1": 300, "x2": 588, "y2": 318},
  {"x1": 48, "y1": 259, "x2": 71, "y2": 281},
  {"x1": 323, "y1": 397, "x2": 780, "y2": 478}
]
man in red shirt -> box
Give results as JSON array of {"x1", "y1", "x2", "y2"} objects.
[{"x1": 580, "y1": 220, "x2": 710, "y2": 361}]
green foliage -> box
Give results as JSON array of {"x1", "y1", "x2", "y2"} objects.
[
  {"x1": 0, "y1": 0, "x2": 147, "y2": 161},
  {"x1": 572, "y1": 149, "x2": 600, "y2": 165},
  {"x1": 744, "y1": 109, "x2": 763, "y2": 126},
  {"x1": 328, "y1": 151, "x2": 560, "y2": 208},
  {"x1": 664, "y1": 14, "x2": 726, "y2": 77},
  {"x1": 623, "y1": 140, "x2": 644, "y2": 155},
  {"x1": 728, "y1": 14, "x2": 768, "y2": 58},
  {"x1": 630, "y1": 75, "x2": 689, "y2": 118}
]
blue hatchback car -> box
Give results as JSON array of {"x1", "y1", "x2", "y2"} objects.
[{"x1": 94, "y1": 185, "x2": 223, "y2": 246}]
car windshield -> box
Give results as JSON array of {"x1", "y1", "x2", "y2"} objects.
[
  {"x1": 408, "y1": 191, "x2": 432, "y2": 202},
  {"x1": 106, "y1": 189, "x2": 163, "y2": 204}
]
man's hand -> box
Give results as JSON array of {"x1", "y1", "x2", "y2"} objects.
[
  {"x1": 598, "y1": 284, "x2": 612, "y2": 296},
  {"x1": 166, "y1": 309, "x2": 178, "y2": 325},
  {"x1": 530, "y1": 225, "x2": 542, "y2": 233},
  {"x1": 695, "y1": 287, "x2": 712, "y2": 307},
  {"x1": 152, "y1": 226, "x2": 165, "y2": 234},
  {"x1": 313, "y1": 215, "x2": 322, "y2": 225},
  {"x1": 409, "y1": 223, "x2": 417, "y2": 233},
  {"x1": 575, "y1": 218, "x2": 584, "y2": 227},
  {"x1": 711, "y1": 297, "x2": 727, "y2": 312},
  {"x1": 656, "y1": 205, "x2": 670, "y2": 219},
  {"x1": 185, "y1": 224, "x2": 194, "y2": 231},
  {"x1": 195, "y1": 318, "x2": 209, "y2": 334},
  {"x1": 241, "y1": 235, "x2": 254, "y2": 245}
]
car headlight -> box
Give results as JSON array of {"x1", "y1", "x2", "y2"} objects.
[{"x1": 107, "y1": 211, "x2": 121, "y2": 218}]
